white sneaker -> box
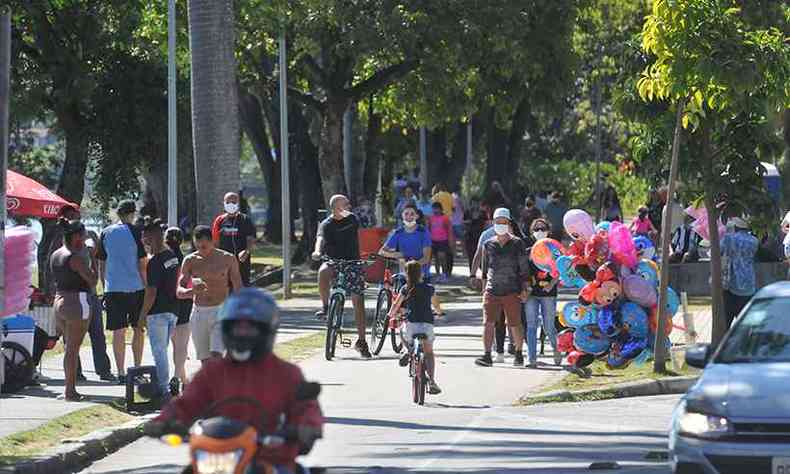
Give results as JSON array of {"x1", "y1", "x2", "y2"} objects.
[{"x1": 495, "y1": 353, "x2": 505, "y2": 364}]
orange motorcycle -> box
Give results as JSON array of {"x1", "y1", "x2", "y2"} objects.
[{"x1": 159, "y1": 382, "x2": 324, "y2": 474}]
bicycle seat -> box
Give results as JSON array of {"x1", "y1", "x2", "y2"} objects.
[{"x1": 413, "y1": 333, "x2": 428, "y2": 340}]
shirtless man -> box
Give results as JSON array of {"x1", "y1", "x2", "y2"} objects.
[{"x1": 177, "y1": 225, "x2": 242, "y2": 364}]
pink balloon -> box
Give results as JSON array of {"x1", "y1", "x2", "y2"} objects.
[
  {"x1": 608, "y1": 222, "x2": 638, "y2": 269},
  {"x1": 564, "y1": 209, "x2": 595, "y2": 241},
  {"x1": 685, "y1": 205, "x2": 724, "y2": 241}
]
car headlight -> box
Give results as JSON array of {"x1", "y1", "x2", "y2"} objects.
[
  {"x1": 194, "y1": 449, "x2": 243, "y2": 474},
  {"x1": 677, "y1": 403, "x2": 731, "y2": 439}
]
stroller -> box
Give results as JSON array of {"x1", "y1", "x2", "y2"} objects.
[{"x1": 1, "y1": 288, "x2": 59, "y2": 394}]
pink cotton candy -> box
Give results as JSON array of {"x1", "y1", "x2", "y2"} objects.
[
  {"x1": 685, "y1": 205, "x2": 725, "y2": 241},
  {"x1": 1, "y1": 227, "x2": 35, "y2": 318}
]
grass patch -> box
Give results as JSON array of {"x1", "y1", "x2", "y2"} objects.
[
  {"x1": 275, "y1": 331, "x2": 326, "y2": 363},
  {"x1": 252, "y1": 242, "x2": 284, "y2": 267},
  {"x1": 0, "y1": 402, "x2": 132, "y2": 467},
  {"x1": 539, "y1": 359, "x2": 699, "y2": 394}
]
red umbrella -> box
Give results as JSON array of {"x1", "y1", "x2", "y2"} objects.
[{"x1": 5, "y1": 170, "x2": 79, "y2": 219}]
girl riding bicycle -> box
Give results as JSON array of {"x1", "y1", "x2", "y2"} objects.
[{"x1": 390, "y1": 260, "x2": 442, "y2": 395}]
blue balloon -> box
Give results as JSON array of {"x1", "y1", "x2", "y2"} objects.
[
  {"x1": 557, "y1": 256, "x2": 587, "y2": 289},
  {"x1": 635, "y1": 260, "x2": 659, "y2": 287},
  {"x1": 597, "y1": 306, "x2": 621, "y2": 338},
  {"x1": 666, "y1": 287, "x2": 680, "y2": 316},
  {"x1": 633, "y1": 235, "x2": 656, "y2": 261},
  {"x1": 596, "y1": 221, "x2": 611, "y2": 233},
  {"x1": 562, "y1": 302, "x2": 598, "y2": 329},
  {"x1": 574, "y1": 324, "x2": 610, "y2": 355},
  {"x1": 619, "y1": 302, "x2": 649, "y2": 339}
]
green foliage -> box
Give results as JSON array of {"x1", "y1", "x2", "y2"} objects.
[
  {"x1": 8, "y1": 142, "x2": 64, "y2": 190},
  {"x1": 520, "y1": 159, "x2": 649, "y2": 216}
]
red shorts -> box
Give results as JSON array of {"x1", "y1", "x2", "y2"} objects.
[{"x1": 483, "y1": 293, "x2": 522, "y2": 326}]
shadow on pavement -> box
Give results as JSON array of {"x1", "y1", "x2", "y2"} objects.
[{"x1": 325, "y1": 417, "x2": 666, "y2": 440}]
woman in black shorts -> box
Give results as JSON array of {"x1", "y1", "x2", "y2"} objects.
[
  {"x1": 166, "y1": 227, "x2": 192, "y2": 384},
  {"x1": 51, "y1": 219, "x2": 98, "y2": 401}
]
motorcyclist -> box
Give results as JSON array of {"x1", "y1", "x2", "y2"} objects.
[{"x1": 146, "y1": 288, "x2": 323, "y2": 472}]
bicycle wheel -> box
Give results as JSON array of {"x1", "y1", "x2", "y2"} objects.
[
  {"x1": 416, "y1": 352, "x2": 427, "y2": 406},
  {"x1": 411, "y1": 356, "x2": 419, "y2": 404},
  {"x1": 324, "y1": 295, "x2": 341, "y2": 361},
  {"x1": 390, "y1": 314, "x2": 403, "y2": 354},
  {"x1": 1, "y1": 341, "x2": 34, "y2": 394},
  {"x1": 370, "y1": 288, "x2": 391, "y2": 355}
]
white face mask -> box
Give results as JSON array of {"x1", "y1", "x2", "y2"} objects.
[
  {"x1": 404, "y1": 219, "x2": 417, "y2": 229},
  {"x1": 229, "y1": 349, "x2": 251, "y2": 362},
  {"x1": 533, "y1": 231, "x2": 548, "y2": 240},
  {"x1": 224, "y1": 202, "x2": 239, "y2": 214},
  {"x1": 494, "y1": 224, "x2": 510, "y2": 236}
]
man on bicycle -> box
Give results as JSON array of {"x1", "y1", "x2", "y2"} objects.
[
  {"x1": 312, "y1": 194, "x2": 372, "y2": 358},
  {"x1": 379, "y1": 204, "x2": 443, "y2": 315}
]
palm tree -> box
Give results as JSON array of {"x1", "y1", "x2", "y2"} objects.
[{"x1": 187, "y1": 0, "x2": 240, "y2": 225}]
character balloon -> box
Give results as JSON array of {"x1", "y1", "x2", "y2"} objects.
[{"x1": 564, "y1": 209, "x2": 595, "y2": 241}]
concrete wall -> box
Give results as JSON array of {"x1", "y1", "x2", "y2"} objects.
[{"x1": 669, "y1": 262, "x2": 787, "y2": 297}]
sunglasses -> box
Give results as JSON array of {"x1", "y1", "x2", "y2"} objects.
[{"x1": 533, "y1": 228, "x2": 548, "y2": 232}]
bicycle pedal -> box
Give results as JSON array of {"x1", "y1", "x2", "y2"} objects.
[{"x1": 341, "y1": 338, "x2": 353, "y2": 348}]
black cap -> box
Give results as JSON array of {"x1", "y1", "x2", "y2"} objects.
[{"x1": 117, "y1": 200, "x2": 137, "y2": 215}]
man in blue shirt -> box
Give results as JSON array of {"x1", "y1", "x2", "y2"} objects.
[
  {"x1": 379, "y1": 204, "x2": 443, "y2": 314},
  {"x1": 721, "y1": 216, "x2": 759, "y2": 328},
  {"x1": 96, "y1": 200, "x2": 147, "y2": 384}
]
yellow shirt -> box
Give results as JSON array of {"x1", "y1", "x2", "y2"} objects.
[{"x1": 432, "y1": 192, "x2": 454, "y2": 217}]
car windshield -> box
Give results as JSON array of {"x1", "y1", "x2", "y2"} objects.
[{"x1": 717, "y1": 297, "x2": 790, "y2": 363}]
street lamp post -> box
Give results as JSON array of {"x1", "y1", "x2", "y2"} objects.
[
  {"x1": 279, "y1": 31, "x2": 291, "y2": 299},
  {"x1": 167, "y1": 0, "x2": 177, "y2": 227},
  {"x1": 0, "y1": 8, "x2": 11, "y2": 389}
]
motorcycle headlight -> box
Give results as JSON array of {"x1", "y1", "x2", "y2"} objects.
[
  {"x1": 677, "y1": 402, "x2": 731, "y2": 439},
  {"x1": 194, "y1": 449, "x2": 243, "y2": 474}
]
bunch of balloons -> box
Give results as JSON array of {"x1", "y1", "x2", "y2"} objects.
[
  {"x1": 530, "y1": 209, "x2": 679, "y2": 369},
  {"x1": 0, "y1": 227, "x2": 35, "y2": 318}
]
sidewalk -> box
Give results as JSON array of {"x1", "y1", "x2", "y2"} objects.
[{"x1": 0, "y1": 303, "x2": 324, "y2": 441}]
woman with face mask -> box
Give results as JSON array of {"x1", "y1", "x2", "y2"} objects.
[
  {"x1": 380, "y1": 204, "x2": 445, "y2": 315},
  {"x1": 524, "y1": 218, "x2": 562, "y2": 368}
]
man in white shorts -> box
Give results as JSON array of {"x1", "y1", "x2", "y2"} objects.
[{"x1": 177, "y1": 225, "x2": 242, "y2": 364}]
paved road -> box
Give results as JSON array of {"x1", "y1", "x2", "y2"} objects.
[{"x1": 79, "y1": 296, "x2": 678, "y2": 474}]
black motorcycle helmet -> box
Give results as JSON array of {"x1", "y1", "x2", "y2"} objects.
[{"x1": 219, "y1": 288, "x2": 280, "y2": 362}]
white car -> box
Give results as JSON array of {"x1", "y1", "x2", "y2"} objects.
[{"x1": 669, "y1": 282, "x2": 790, "y2": 474}]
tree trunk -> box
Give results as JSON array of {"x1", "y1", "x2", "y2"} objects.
[
  {"x1": 318, "y1": 99, "x2": 349, "y2": 203},
  {"x1": 505, "y1": 98, "x2": 531, "y2": 198},
  {"x1": 782, "y1": 108, "x2": 790, "y2": 208},
  {"x1": 187, "y1": 0, "x2": 240, "y2": 225},
  {"x1": 238, "y1": 88, "x2": 282, "y2": 243},
  {"x1": 485, "y1": 108, "x2": 509, "y2": 195},
  {"x1": 293, "y1": 107, "x2": 322, "y2": 264},
  {"x1": 363, "y1": 101, "x2": 382, "y2": 198},
  {"x1": 700, "y1": 123, "x2": 727, "y2": 347}
]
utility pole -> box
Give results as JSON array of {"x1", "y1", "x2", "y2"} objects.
[
  {"x1": 0, "y1": 8, "x2": 11, "y2": 388},
  {"x1": 594, "y1": 76, "x2": 603, "y2": 221},
  {"x1": 167, "y1": 0, "x2": 177, "y2": 226},
  {"x1": 279, "y1": 31, "x2": 291, "y2": 299}
]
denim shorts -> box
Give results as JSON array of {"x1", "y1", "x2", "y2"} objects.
[{"x1": 404, "y1": 322, "x2": 435, "y2": 343}]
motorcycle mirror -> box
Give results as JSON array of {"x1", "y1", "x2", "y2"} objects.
[
  {"x1": 295, "y1": 382, "x2": 321, "y2": 401},
  {"x1": 160, "y1": 434, "x2": 183, "y2": 447}
]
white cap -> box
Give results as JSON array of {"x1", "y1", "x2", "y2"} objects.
[
  {"x1": 493, "y1": 208, "x2": 511, "y2": 220},
  {"x1": 729, "y1": 216, "x2": 749, "y2": 229}
]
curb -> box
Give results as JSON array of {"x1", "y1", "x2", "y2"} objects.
[
  {"x1": 11, "y1": 415, "x2": 155, "y2": 474},
  {"x1": 518, "y1": 375, "x2": 699, "y2": 406}
]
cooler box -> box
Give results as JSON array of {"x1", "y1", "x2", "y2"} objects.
[
  {"x1": 359, "y1": 227, "x2": 391, "y2": 283},
  {"x1": 1, "y1": 314, "x2": 35, "y2": 356}
]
